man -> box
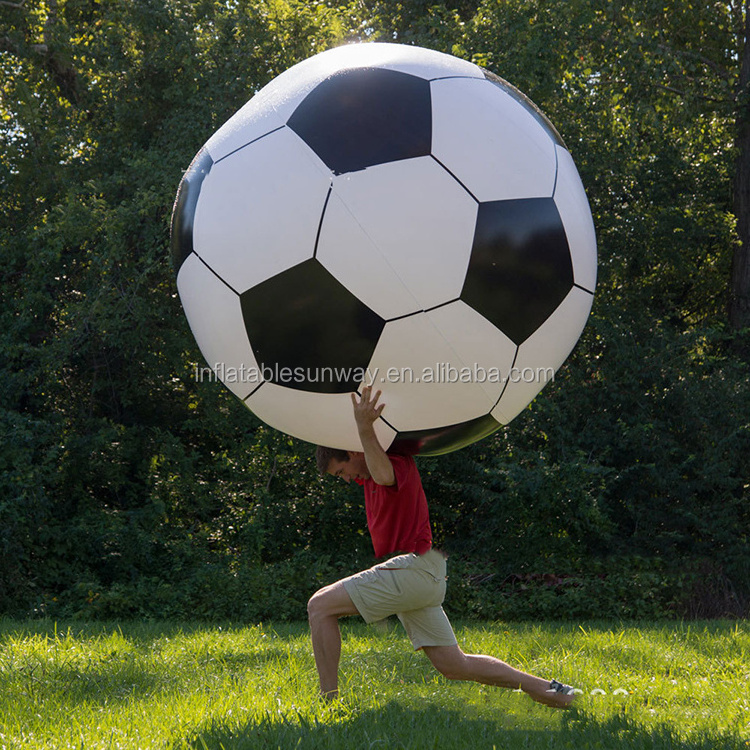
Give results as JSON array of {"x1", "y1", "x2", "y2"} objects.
[{"x1": 308, "y1": 385, "x2": 577, "y2": 708}]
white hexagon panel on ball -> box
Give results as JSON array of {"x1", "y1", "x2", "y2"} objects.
[{"x1": 317, "y1": 156, "x2": 478, "y2": 321}]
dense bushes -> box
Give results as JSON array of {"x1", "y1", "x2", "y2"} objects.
[{"x1": 11, "y1": 317, "x2": 749, "y2": 622}]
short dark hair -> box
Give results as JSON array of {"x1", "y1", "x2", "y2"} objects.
[{"x1": 315, "y1": 445, "x2": 349, "y2": 475}]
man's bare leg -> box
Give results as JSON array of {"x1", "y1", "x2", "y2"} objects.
[
  {"x1": 422, "y1": 645, "x2": 576, "y2": 709},
  {"x1": 307, "y1": 581, "x2": 360, "y2": 699}
]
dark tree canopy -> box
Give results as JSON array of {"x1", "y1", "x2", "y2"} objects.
[{"x1": 0, "y1": 0, "x2": 748, "y2": 620}]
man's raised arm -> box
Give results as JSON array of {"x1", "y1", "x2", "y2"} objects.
[{"x1": 351, "y1": 386, "x2": 395, "y2": 486}]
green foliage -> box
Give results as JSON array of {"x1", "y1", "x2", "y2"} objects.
[{"x1": 0, "y1": 0, "x2": 748, "y2": 621}]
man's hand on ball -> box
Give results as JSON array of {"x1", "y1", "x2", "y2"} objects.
[{"x1": 351, "y1": 386, "x2": 385, "y2": 429}]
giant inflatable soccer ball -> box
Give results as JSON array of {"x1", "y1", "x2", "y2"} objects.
[{"x1": 171, "y1": 43, "x2": 597, "y2": 455}]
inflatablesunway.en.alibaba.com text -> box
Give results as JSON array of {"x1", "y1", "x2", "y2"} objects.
[{"x1": 193, "y1": 362, "x2": 555, "y2": 386}]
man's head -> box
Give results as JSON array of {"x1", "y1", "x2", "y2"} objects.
[{"x1": 316, "y1": 445, "x2": 370, "y2": 483}]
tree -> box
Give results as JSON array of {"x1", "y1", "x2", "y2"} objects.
[
  {"x1": 0, "y1": 0, "x2": 355, "y2": 614},
  {"x1": 732, "y1": 0, "x2": 750, "y2": 336},
  {"x1": 0, "y1": 0, "x2": 747, "y2": 619}
]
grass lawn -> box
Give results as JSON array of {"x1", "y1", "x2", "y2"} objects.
[{"x1": 0, "y1": 618, "x2": 747, "y2": 749}]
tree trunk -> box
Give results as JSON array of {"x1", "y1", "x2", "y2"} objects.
[{"x1": 731, "y1": 0, "x2": 750, "y2": 340}]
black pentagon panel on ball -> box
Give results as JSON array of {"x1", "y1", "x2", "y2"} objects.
[
  {"x1": 462, "y1": 198, "x2": 574, "y2": 345},
  {"x1": 389, "y1": 413, "x2": 503, "y2": 456},
  {"x1": 287, "y1": 68, "x2": 432, "y2": 175},
  {"x1": 482, "y1": 70, "x2": 566, "y2": 149},
  {"x1": 240, "y1": 259, "x2": 385, "y2": 394},
  {"x1": 170, "y1": 148, "x2": 214, "y2": 274}
]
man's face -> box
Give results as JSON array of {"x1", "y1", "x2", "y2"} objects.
[{"x1": 327, "y1": 452, "x2": 370, "y2": 483}]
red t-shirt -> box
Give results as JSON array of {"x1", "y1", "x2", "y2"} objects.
[{"x1": 358, "y1": 454, "x2": 432, "y2": 559}]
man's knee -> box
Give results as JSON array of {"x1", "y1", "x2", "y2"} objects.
[
  {"x1": 307, "y1": 588, "x2": 326, "y2": 622},
  {"x1": 424, "y1": 646, "x2": 468, "y2": 681},
  {"x1": 307, "y1": 581, "x2": 358, "y2": 623}
]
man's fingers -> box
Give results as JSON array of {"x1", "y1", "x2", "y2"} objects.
[{"x1": 351, "y1": 387, "x2": 385, "y2": 414}]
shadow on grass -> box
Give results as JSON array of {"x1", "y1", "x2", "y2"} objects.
[{"x1": 187, "y1": 703, "x2": 745, "y2": 750}]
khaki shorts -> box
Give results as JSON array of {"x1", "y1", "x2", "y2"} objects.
[{"x1": 342, "y1": 549, "x2": 458, "y2": 650}]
